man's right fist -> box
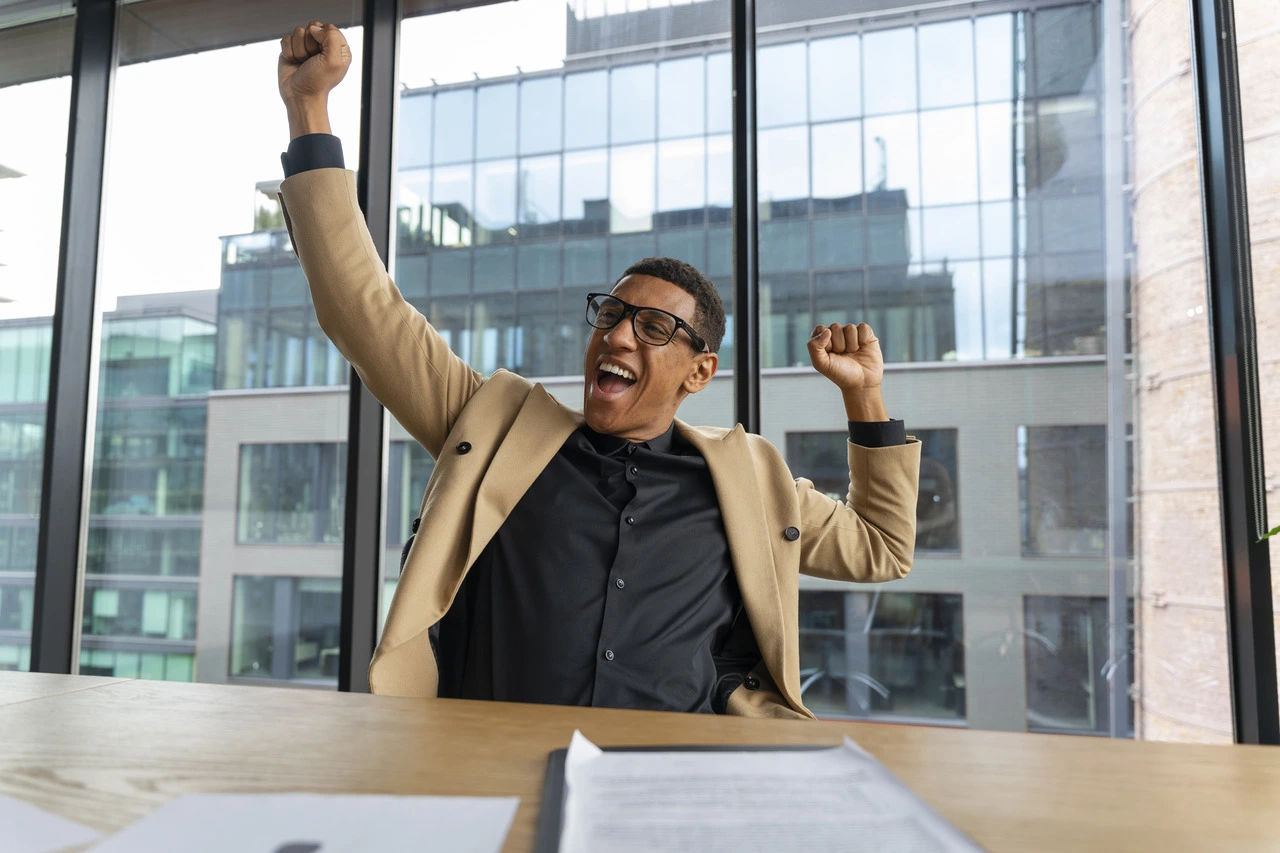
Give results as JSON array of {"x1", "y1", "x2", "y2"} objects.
[{"x1": 278, "y1": 22, "x2": 351, "y2": 106}]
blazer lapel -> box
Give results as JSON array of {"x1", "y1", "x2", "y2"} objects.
[
  {"x1": 466, "y1": 383, "x2": 583, "y2": 567},
  {"x1": 677, "y1": 422, "x2": 803, "y2": 712}
]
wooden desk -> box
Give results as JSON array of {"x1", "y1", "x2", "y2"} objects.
[
  {"x1": 0, "y1": 671, "x2": 126, "y2": 707},
  {"x1": 2, "y1": 672, "x2": 1279, "y2": 852}
]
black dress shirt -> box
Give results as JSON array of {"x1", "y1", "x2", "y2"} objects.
[{"x1": 284, "y1": 134, "x2": 908, "y2": 712}]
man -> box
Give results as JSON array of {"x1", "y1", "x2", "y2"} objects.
[{"x1": 277, "y1": 22, "x2": 920, "y2": 720}]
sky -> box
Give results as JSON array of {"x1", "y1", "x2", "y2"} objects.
[{"x1": 0, "y1": 0, "x2": 568, "y2": 320}]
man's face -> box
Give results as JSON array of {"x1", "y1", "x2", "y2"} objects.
[{"x1": 582, "y1": 274, "x2": 718, "y2": 441}]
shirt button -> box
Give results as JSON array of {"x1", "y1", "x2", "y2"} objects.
[
  {"x1": 630, "y1": 466, "x2": 639, "y2": 475},
  {"x1": 604, "y1": 649, "x2": 615, "y2": 661},
  {"x1": 626, "y1": 445, "x2": 637, "y2": 456},
  {"x1": 626, "y1": 516, "x2": 636, "y2": 525},
  {"x1": 616, "y1": 578, "x2": 625, "y2": 589}
]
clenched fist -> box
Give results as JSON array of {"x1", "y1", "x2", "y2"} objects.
[
  {"x1": 807, "y1": 322, "x2": 883, "y2": 393},
  {"x1": 278, "y1": 22, "x2": 352, "y2": 107}
]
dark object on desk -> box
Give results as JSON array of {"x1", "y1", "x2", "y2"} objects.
[{"x1": 534, "y1": 744, "x2": 830, "y2": 853}]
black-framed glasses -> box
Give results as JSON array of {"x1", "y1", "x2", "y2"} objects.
[{"x1": 585, "y1": 293, "x2": 710, "y2": 353}]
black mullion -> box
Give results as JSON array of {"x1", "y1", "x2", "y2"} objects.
[
  {"x1": 731, "y1": 0, "x2": 759, "y2": 433},
  {"x1": 31, "y1": 0, "x2": 117, "y2": 675},
  {"x1": 1189, "y1": 0, "x2": 1279, "y2": 745},
  {"x1": 339, "y1": 0, "x2": 400, "y2": 693}
]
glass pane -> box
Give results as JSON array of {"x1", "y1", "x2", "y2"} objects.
[
  {"x1": 812, "y1": 121, "x2": 862, "y2": 214},
  {"x1": 657, "y1": 138, "x2": 706, "y2": 228},
  {"x1": 565, "y1": 70, "x2": 608, "y2": 149},
  {"x1": 475, "y1": 82, "x2": 517, "y2": 160},
  {"x1": 517, "y1": 154, "x2": 561, "y2": 239},
  {"x1": 610, "y1": 63, "x2": 655, "y2": 145},
  {"x1": 862, "y1": 27, "x2": 916, "y2": 115},
  {"x1": 658, "y1": 56, "x2": 704, "y2": 139},
  {"x1": 918, "y1": 20, "x2": 975, "y2": 110},
  {"x1": 81, "y1": 3, "x2": 363, "y2": 687},
  {"x1": 433, "y1": 88, "x2": 474, "y2": 164},
  {"x1": 563, "y1": 148, "x2": 609, "y2": 235},
  {"x1": 1233, "y1": 1, "x2": 1280, "y2": 696},
  {"x1": 519, "y1": 77, "x2": 562, "y2": 156},
  {"x1": 758, "y1": 126, "x2": 809, "y2": 221},
  {"x1": 475, "y1": 159, "x2": 517, "y2": 244},
  {"x1": 609, "y1": 143, "x2": 655, "y2": 233},
  {"x1": 0, "y1": 13, "x2": 71, "y2": 671},
  {"x1": 758, "y1": 42, "x2": 806, "y2": 128},
  {"x1": 808, "y1": 34, "x2": 860, "y2": 122},
  {"x1": 760, "y1": 1, "x2": 1235, "y2": 742},
  {"x1": 386, "y1": 1, "x2": 735, "y2": 636}
]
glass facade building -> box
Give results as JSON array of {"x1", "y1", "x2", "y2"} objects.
[{"x1": 0, "y1": 296, "x2": 215, "y2": 678}]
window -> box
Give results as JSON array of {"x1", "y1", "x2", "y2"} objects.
[
  {"x1": 799, "y1": 590, "x2": 965, "y2": 722},
  {"x1": 237, "y1": 444, "x2": 347, "y2": 545},
  {"x1": 1019, "y1": 425, "x2": 1106, "y2": 557},
  {"x1": 82, "y1": 586, "x2": 196, "y2": 642},
  {"x1": 1025, "y1": 596, "x2": 1134, "y2": 735},
  {"x1": 0, "y1": 13, "x2": 70, "y2": 671},
  {"x1": 1235, "y1": 1, "x2": 1280, "y2": 706},
  {"x1": 230, "y1": 576, "x2": 341, "y2": 683}
]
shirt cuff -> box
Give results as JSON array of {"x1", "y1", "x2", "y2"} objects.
[
  {"x1": 847, "y1": 419, "x2": 906, "y2": 448},
  {"x1": 280, "y1": 133, "x2": 345, "y2": 178}
]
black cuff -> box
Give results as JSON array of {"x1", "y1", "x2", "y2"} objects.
[
  {"x1": 280, "y1": 133, "x2": 345, "y2": 178},
  {"x1": 847, "y1": 419, "x2": 906, "y2": 448}
]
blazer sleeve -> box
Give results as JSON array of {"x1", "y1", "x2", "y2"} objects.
[
  {"x1": 795, "y1": 438, "x2": 921, "y2": 582},
  {"x1": 278, "y1": 168, "x2": 482, "y2": 458}
]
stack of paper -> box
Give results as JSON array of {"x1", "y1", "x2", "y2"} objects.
[{"x1": 559, "y1": 732, "x2": 985, "y2": 853}]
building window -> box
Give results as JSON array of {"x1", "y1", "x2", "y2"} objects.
[
  {"x1": 230, "y1": 576, "x2": 341, "y2": 684},
  {"x1": 0, "y1": 644, "x2": 30, "y2": 672},
  {"x1": 1025, "y1": 596, "x2": 1134, "y2": 735},
  {"x1": 1018, "y1": 425, "x2": 1106, "y2": 556},
  {"x1": 79, "y1": 648, "x2": 193, "y2": 682},
  {"x1": 787, "y1": 428, "x2": 960, "y2": 553},
  {"x1": 799, "y1": 590, "x2": 965, "y2": 722},
  {"x1": 237, "y1": 443, "x2": 346, "y2": 545},
  {"x1": 81, "y1": 585, "x2": 197, "y2": 642},
  {"x1": 0, "y1": 580, "x2": 33, "y2": 634}
]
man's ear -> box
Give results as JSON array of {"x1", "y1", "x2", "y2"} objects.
[{"x1": 682, "y1": 352, "x2": 718, "y2": 395}]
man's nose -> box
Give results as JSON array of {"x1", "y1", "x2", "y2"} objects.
[{"x1": 602, "y1": 316, "x2": 638, "y2": 350}]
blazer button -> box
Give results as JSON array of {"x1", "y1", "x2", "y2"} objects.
[
  {"x1": 411, "y1": 517, "x2": 420, "y2": 533},
  {"x1": 456, "y1": 441, "x2": 472, "y2": 455},
  {"x1": 744, "y1": 675, "x2": 761, "y2": 690},
  {"x1": 784, "y1": 526, "x2": 800, "y2": 541}
]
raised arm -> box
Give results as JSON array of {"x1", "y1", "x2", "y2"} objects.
[
  {"x1": 797, "y1": 322, "x2": 920, "y2": 582},
  {"x1": 276, "y1": 23, "x2": 481, "y2": 457}
]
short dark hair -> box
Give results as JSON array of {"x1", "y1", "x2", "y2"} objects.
[{"x1": 615, "y1": 257, "x2": 726, "y2": 353}]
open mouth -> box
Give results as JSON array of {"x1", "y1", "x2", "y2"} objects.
[{"x1": 594, "y1": 362, "x2": 638, "y2": 399}]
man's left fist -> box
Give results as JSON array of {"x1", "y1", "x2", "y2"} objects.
[{"x1": 807, "y1": 322, "x2": 883, "y2": 391}]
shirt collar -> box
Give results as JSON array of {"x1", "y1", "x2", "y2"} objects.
[{"x1": 581, "y1": 422, "x2": 676, "y2": 456}]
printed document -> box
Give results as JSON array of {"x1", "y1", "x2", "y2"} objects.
[
  {"x1": 83, "y1": 793, "x2": 519, "y2": 853},
  {"x1": 560, "y1": 731, "x2": 985, "y2": 853}
]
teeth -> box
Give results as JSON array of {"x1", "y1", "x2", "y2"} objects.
[{"x1": 600, "y1": 363, "x2": 637, "y2": 382}]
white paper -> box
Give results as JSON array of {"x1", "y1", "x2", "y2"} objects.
[
  {"x1": 0, "y1": 793, "x2": 102, "y2": 853},
  {"x1": 84, "y1": 793, "x2": 519, "y2": 853},
  {"x1": 560, "y1": 731, "x2": 984, "y2": 853}
]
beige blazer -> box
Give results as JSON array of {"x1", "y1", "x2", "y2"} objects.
[{"x1": 278, "y1": 168, "x2": 922, "y2": 720}]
